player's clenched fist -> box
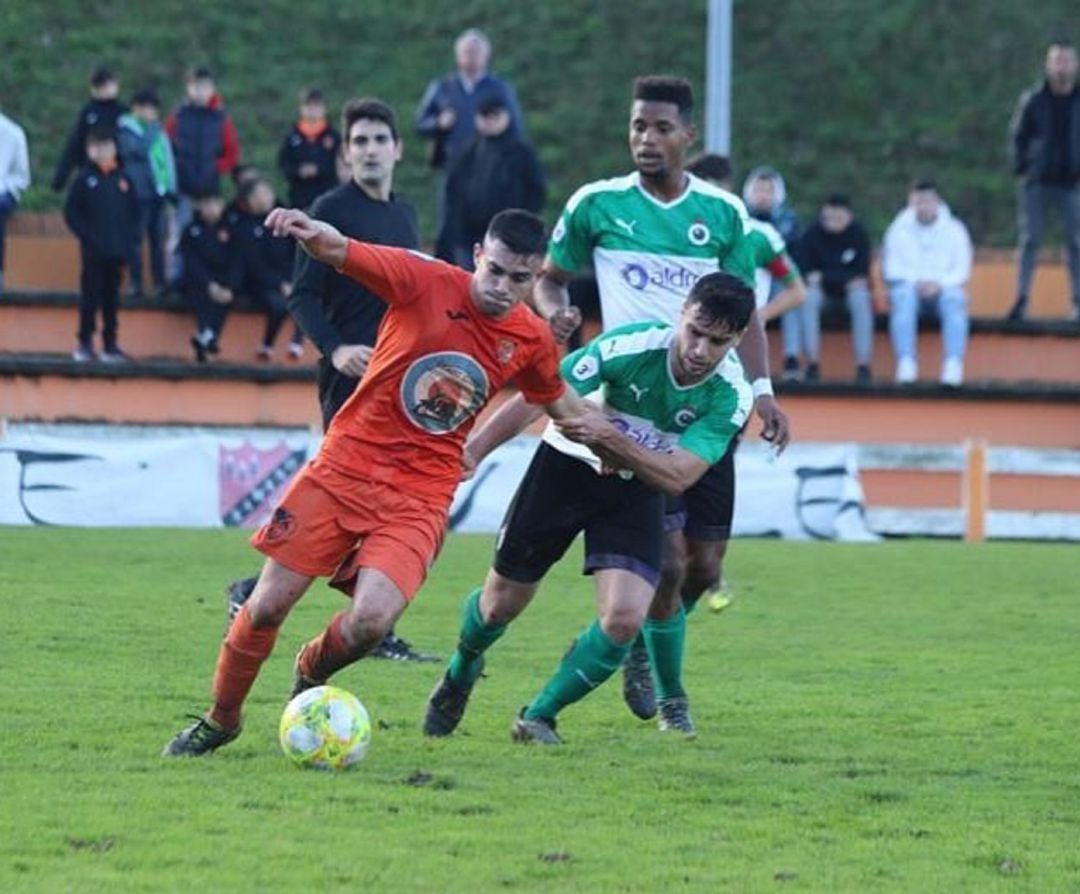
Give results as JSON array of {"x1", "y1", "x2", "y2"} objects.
[{"x1": 265, "y1": 208, "x2": 348, "y2": 268}]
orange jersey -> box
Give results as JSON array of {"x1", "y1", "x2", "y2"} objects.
[{"x1": 316, "y1": 241, "x2": 565, "y2": 503}]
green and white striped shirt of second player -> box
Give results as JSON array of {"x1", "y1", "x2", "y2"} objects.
[
  {"x1": 542, "y1": 169, "x2": 772, "y2": 471},
  {"x1": 543, "y1": 321, "x2": 753, "y2": 473}
]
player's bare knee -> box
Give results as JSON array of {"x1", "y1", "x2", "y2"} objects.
[
  {"x1": 481, "y1": 572, "x2": 535, "y2": 625},
  {"x1": 245, "y1": 593, "x2": 290, "y2": 628},
  {"x1": 600, "y1": 604, "x2": 647, "y2": 644}
]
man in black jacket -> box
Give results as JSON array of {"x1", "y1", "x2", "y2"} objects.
[
  {"x1": 794, "y1": 194, "x2": 874, "y2": 382},
  {"x1": 52, "y1": 67, "x2": 127, "y2": 193},
  {"x1": 277, "y1": 88, "x2": 341, "y2": 210},
  {"x1": 63, "y1": 125, "x2": 137, "y2": 362},
  {"x1": 1009, "y1": 39, "x2": 1080, "y2": 320},
  {"x1": 227, "y1": 98, "x2": 436, "y2": 662},
  {"x1": 436, "y1": 96, "x2": 545, "y2": 270}
]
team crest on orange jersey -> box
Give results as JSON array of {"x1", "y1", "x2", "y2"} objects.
[
  {"x1": 496, "y1": 338, "x2": 516, "y2": 364},
  {"x1": 262, "y1": 507, "x2": 298, "y2": 543},
  {"x1": 400, "y1": 352, "x2": 489, "y2": 434}
]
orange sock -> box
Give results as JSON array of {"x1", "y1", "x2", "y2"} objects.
[
  {"x1": 210, "y1": 605, "x2": 280, "y2": 730},
  {"x1": 298, "y1": 611, "x2": 357, "y2": 683}
]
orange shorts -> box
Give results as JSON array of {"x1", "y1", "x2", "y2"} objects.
[{"x1": 250, "y1": 460, "x2": 447, "y2": 601}]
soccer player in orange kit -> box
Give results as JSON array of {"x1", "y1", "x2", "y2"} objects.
[{"x1": 164, "y1": 205, "x2": 583, "y2": 756}]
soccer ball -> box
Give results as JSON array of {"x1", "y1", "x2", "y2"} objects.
[{"x1": 279, "y1": 685, "x2": 372, "y2": 770}]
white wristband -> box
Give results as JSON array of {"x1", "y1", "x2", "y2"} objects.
[{"x1": 751, "y1": 377, "x2": 774, "y2": 399}]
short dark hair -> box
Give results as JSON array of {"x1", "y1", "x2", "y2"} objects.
[
  {"x1": 90, "y1": 66, "x2": 116, "y2": 88},
  {"x1": 300, "y1": 87, "x2": 325, "y2": 104},
  {"x1": 190, "y1": 65, "x2": 214, "y2": 82},
  {"x1": 823, "y1": 192, "x2": 852, "y2": 209},
  {"x1": 86, "y1": 123, "x2": 116, "y2": 145},
  {"x1": 1048, "y1": 36, "x2": 1075, "y2": 50},
  {"x1": 685, "y1": 271, "x2": 754, "y2": 331},
  {"x1": 687, "y1": 153, "x2": 732, "y2": 184},
  {"x1": 131, "y1": 88, "x2": 159, "y2": 108},
  {"x1": 342, "y1": 97, "x2": 399, "y2": 143},
  {"x1": 477, "y1": 96, "x2": 507, "y2": 116},
  {"x1": 911, "y1": 177, "x2": 937, "y2": 193},
  {"x1": 237, "y1": 176, "x2": 273, "y2": 204},
  {"x1": 485, "y1": 209, "x2": 546, "y2": 257},
  {"x1": 633, "y1": 75, "x2": 694, "y2": 122},
  {"x1": 231, "y1": 163, "x2": 260, "y2": 187}
]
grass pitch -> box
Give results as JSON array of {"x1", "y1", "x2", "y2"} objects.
[{"x1": 1, "y1": 529, "x2": 1077, "y2": 892}]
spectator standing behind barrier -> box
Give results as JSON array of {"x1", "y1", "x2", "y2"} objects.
[
  {"x1": 436, "y1": 96, "x2": 545, "y2": 269},
  {"x1": 51, "y1": 67, "x2": 126, "y2": 193},
  {"x1": 792, "y1": 195, "x2": 874, "y2": 383},
  {"x1": 181, "y1": 192, "x2": 242, "y2": 362},
  {"x1": 63, "y1": 125, "x2": 137, "y2": 363},
  {"x1": 165, "y1": 67, "x2": 241, "y2": 285},
  {"x1": 166, "y1": 67, "x2": 241, "y2": 200},
  {"x1": 414, "y1": 28, "x2": 524, "y2": 224},
  {"x1": 1008, "y1": 39, "x2": 1080, "y2": 321},
  {"x1": 118, "y1": 89, "x2": 176, "y2": 299},
  {"x1": 278, "y1": 88, "x2": 341, "y2": 210},
  {"x1": 229, "y1": 177, "x2": 304, "y2": 360},
  {"x1": 882, "y1": 179, "x2": 972, "y2": 386},
  {"x1": 0, "y1": 108, "x2": 30, "y2": 294}
]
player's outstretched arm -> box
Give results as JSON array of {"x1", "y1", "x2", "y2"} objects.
[
  {"x1": 264, "y1": 208, "x2": 348, "y2": 269},
  {"x1": 736, "y1": 307, "x2": 792, "y2": 453},
  {"x1": 555, "y1": 413, "x2": 709, "y2": 497},
  {"x1": 532, "y1": 259, "x2": 581, "y2": 342},
  {"x1": 759, "y1": 270, "x2": 807, "y2": 323},
  {"x1": 465, "y1": 394, "x2": 546, "y2": 471}
]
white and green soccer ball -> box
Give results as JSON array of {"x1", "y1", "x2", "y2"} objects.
[{"x1": 279, "y1": 685, "x2": 372, "y2": 770}]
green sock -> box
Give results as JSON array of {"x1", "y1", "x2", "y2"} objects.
[
  {"x1": 525, "y1": 620, "x2": 630, "y2": 721},
  {"x1": 643, "y1": 606, "x2": 687, "y2": 700},
  {"x1": 446, "y1": 588, "x2": 506, "y2": 687}
]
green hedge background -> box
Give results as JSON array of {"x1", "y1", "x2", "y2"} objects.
[{"x1": 1, "y1": 0, "x2": 1075, "y2": 244}]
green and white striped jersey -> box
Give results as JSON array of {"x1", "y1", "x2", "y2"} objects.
[
  {"x1": 549, "y1": 171, "x2": 755, "y2": 331},
  {"x1": 543, "y1": 321, "x2": 752, "y2": 473},
  {"x1": 745, "y1": 218, "x2": 800, "y2": 308}
]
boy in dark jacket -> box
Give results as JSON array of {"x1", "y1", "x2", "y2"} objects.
[
  {"x1": 277, "y1": 88, "x2": 341, "y2": 210},
  {"x1": 436, "y1": 96, "x2": 545, "y2": 269},
  {"x1": 118, "y1": 89, "x2": 176, "y2": 298},
  {"x1": 229, "y1": 177, "x2": 303, "y2": 359},
  {"x1": 52, "y1": 67, "x2": 127, "y2": 193},
  {"x1": 63, "y1": 125, "x2": 137, "y2": 362},
  {"x1": 181, "y1": 192, "x2": 242, "y2": 362}
]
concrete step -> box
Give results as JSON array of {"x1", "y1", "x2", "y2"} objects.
[
  {"x1": 764, "y1": 321, "x2": 1080, "y2": 384},
  {"x1": 3, "y1": 219, "x2": 1078, "y2": 318},
  {"x1": 0, "y1": 352, "x2": 319, "y2": 427},
  {"x1": 3, "y1": 351, "x2": 1077, "y2": 446},
  {"x1": 0, "y1": 291, "x2": 314, "y2": 366}
]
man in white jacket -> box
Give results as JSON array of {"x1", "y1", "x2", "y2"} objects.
[
  {"x1": 882, "y1": 179, "x2": 972, "y2": 386},
  {"x1": 0, "y1": 109, "x2": 31, "y2": 293}
]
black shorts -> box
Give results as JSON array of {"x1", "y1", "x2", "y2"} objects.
[
  {"x1": 494, "y1": 443, "x2": 664, "y2": 588},
  {"x1": 664, "y1": 433, "x2": 741, "y2": 542}
]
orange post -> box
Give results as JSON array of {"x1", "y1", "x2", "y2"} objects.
[{"x1": 963, "y1": 439, "x2": 989, "y2": 543}]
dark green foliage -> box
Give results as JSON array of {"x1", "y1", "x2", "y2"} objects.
[{"x1": 1, "y1": 0, "x2": 1074, "y2": 243}]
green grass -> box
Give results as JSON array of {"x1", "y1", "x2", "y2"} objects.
[{"x1": 1, "y1": 529, "x2": 1078, "y2": 892}]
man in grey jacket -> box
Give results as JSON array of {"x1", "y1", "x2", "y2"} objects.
[{"x1": 1008, "y1": 38, "x2": 1080, "y2": 321}]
